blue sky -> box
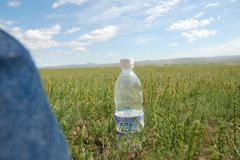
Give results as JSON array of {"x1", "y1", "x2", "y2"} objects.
[{"x1": 0, "y1": 0, "x2": 239, "y2": 67}]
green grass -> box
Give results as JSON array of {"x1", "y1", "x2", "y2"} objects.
[{"x1": 40, "y1": 65, "x2": 240, "y2": 160}]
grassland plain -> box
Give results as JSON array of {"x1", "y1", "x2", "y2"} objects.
[{"x1": 40, "y1": 65, "x2": 240, "y2": 160}]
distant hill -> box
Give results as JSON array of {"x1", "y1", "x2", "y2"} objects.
[
  {"x1": 53, "y1": 63, "x2": 98, "y2": 68},
  {"x1": 135, "y1": 55, "x2": 240, "y2": 66},
  {"x1": 41, "y1": 55, "x2": 240, "y2": 69}
]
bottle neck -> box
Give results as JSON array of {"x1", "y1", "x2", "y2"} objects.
[{"x1": 121, "y1": 67, "x2": 133, "y2": 72}]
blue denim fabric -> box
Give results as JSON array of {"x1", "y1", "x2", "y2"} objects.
[{"x1": 0, "y1": 29, "x2": 71, "y2": 160}]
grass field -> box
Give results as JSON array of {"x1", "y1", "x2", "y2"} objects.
[{"x1": 40, "y1": 64, "x2": 240, "y2": 160}]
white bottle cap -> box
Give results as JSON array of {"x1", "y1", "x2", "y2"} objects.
[{"x1": 120, "y1": 58, "x2": 134, "y2": 68}]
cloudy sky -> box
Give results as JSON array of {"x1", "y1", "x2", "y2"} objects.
[{"x1": 0, "y1": 0, "x2": 239, "y2": 67}]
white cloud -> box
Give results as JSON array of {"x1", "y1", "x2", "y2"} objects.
[
  {"x1": 200, "y1": 17, "x2": 214, "y2": 26},
  {"x1": 75, "y1": 47, "x2": 87, "y2": 52},
  {"x1": 101, "y1": 6, "x2": 135, "y2": 20},
  {"x1": 7, "y1": 1, "x2": 21, "y2": 7},
  {"x1": 168, "y1": 41, "x2": 240, "y2": 60},
  {"x1": 144, "y1": 3, "x2": 151, "y2": 7},
  {"x1": 104, "y1": 52, "x2": 119, "y2": 57},
  {"x1": 145, "y1": 0, "x2": 181, "y2": 23},
  {"x1": 228, "y1": 0, "x2": 236, "y2": 2},
  {"x1": 177, "y1": 40, "x2": 240, "y2": 58},
  {"x1": 0, "y1": 24, "x2": 9, "y2": 31},
  {"x1": 52, "y1": 0, "x2": 88, "y2": 8},
  {"x1": 11, "y1": 24, "x2": 61, "y2": 50},
  {"x1": 204, "y1": 2, "x2": 220, "y2": 8},
  {"x1": 0, "y1": 19, "x2": 17, "y2": 25},
  {"x1": 181, "y1": 29, "x2": 218, "y2": 42},
  {"x1": 204, "y1": 40, "x2": 240, "y2": 56},
  {"x1": 63, "y1": 41, "x2": 90, "y2": 47},
  {"x1": 169, "y1": 43, "x2": 179, "y2": 47},
  {"x1": 94, "y1": 52, "x2": 119, "y2": 57},
  {"x1": 168, "y1": 19, "x2": 198, "y2": 31},
  {"x1": 0, "y1": 19, "x2": 17, "y2": 31},
  {"x1": 194, "y1": 12, "x2": 204, "y2": 18},
  {"x1": 79, "y1": 25, "x2": 118, "y2": 43},
  {"x1": 66, "y1": 27, "x2": 81, "y2": 34},
  {"x1": 11, "y1": 27, "x2": 21, "y2": 32},
  {"x1": 167, "y1": 17, "x2": 214, "y2": 31}
]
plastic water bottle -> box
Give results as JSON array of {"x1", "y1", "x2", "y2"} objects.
[{"x1": 115, "y1": 58, "x2": 144, "y2": 137}]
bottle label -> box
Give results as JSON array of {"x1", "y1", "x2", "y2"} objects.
[{"x1": 116, "y1": 114, "x2": 144, "y2": 135}]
